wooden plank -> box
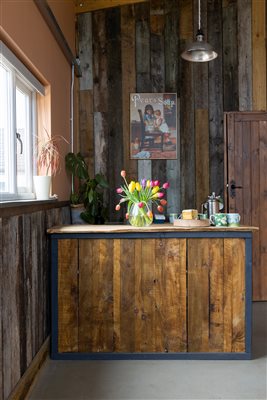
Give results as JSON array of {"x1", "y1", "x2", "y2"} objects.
[
  {"x1": 242, "y1": 121, "x2": 252, "y2": 226},
  {"x1": 79, "y1": 90, "x2": 94, "y2": 177},
  {"x1": 151, "y1": 0, "x2": 166, "y2": 186},
  {"x1": 121, "y1": 5, "x2": 138, "y2": 180},
  {"x1": 237, "y1": 0, "x2": 252, "y2": 110},
  {"x1": 79, "y1": 239, "x2": 114, "y2": 352},
  {"x1": 77, "y1": 12, "x2": 93, "y2": 91},
  {"x1": 187, "y1": 238, "x2": 210, "y2": 352},
  {"x1": 195, "y1": 109, "x2": 209, "y2": 211},
  {"x1": 135, "y1": 2, "x2": 152, "y2": 182},
  {"x1": 258, "y1": 120, "x2": 267, "y2": 299},
  {"x1": 179, "y1": 0, "x2": 193, "y2": 40},
  {"x1": 234, "y1": 119, "x2": 244, "y2": 216},
  {"x1": 92, "y1": 11, "x2": 108, "y2": 113},
  {"x1": 2, "y1": 217, "x2": 21, "y2": 399},
  {"x1": 224, "y1": 239, "x2": 245, "y2": 352},
  {"x1": 75, "y1": 0, "x2": 149, "y2": 14},
  {"x1": 113, "y1": 239, "x2": 121, "y2": 351},
  {"x1": 208, "y1": 239, "x2": 224, "y2": 352},
  {"x1": 252, "y1": 0, "x2": 266, "y2": 110},
  {"x1": 119, "y1": 239, "x2": 136, "y2": 352},
  {"x1": 155, "y1": 238, "x2": 187, "y2": 352},
  {"x1": 140, "y1": 239, "x2": 156, "y2": 352},
  {"x1": 164, "y1": 0, "x2": 180, "y2": 214},
  {"x1": 251, "y1": 121, "x2": 261, "y2": 300},
  {"x1": 58, "y1": 239, "x2": 78, "y2": 352},
  {"x1": 106, "y1": 8, "x2": 124, "y2": 222},
  {"x1": 222, "y1": 0, "x2": 238, "y2": 111},
  {"x1": 208, "y1": 0, "x2": 224, "y2": 198},
  {"x1": 134, "y1": 239, "x2": 143, "y2": 352}
]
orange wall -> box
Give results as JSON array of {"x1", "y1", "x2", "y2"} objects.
[{"x1": 0, "y1": 0, "x2": 76, "y2": 200}]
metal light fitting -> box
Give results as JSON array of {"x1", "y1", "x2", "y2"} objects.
[{"x1": 181, "y1": 0, "x2": 218, "y2": 63}]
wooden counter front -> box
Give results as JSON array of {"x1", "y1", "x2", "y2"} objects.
[{"x1": 49, "y1": 224, "x2": 255, "y2": 360}]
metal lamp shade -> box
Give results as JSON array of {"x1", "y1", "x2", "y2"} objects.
[{"x1": 181, "y1": 32, "x2": 218, "y2": 62}]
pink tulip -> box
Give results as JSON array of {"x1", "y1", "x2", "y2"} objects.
[
  {"x1": 125, "y1": 213, "x2": 129, "y2": 219},
  {"x1": 154, "y1": 180, "x2": 159, "y2": 186},
  {"x1": 150, "y1": 180, "x2": 155, "y2": 187},
  {"x1": 121, "y1": 170, "x2": 126, "y2": 177},
  {"x1": 115, "y1": 204, "x2": 121, "y2": 211},
  {"x1": 157, "y1": 205, "x2": 164, "y2": 213},
  {"x1": 157, "y1": 192, "x2": 164, "y2": 198},
  {"x1": 138, "y1": 202, "x2": 144, "y2": 208},
  {"x1": 163, "y1": 182, "x2": 170, "y2": 189},
  {"x1": 160, "y1": 199, "x2": 167, "y2": 206},
  {"x1": 116, "y1": 188, "x2": 123, "y2": 193}
]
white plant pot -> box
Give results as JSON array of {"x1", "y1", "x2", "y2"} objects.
[{"x1": 33, "y1": 176, "x2": 51, "y2": 200}]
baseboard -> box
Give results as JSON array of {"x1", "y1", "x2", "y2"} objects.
[{"x1": 8, "y1": 336, "x2": 50, "y2": 400}]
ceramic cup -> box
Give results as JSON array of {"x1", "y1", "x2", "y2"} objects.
[
  {"x1": 169, "y1": 213, "x2": 178, "y2": 223},
  {"x1": 198, "y1": 213, "x2": 208, "y2": 220},
  {"x1": 210, "y1": 213, "x2": 228, "y2": 226},
  {"x1": 226, "y1": 213, "x2": 241, "y2": 227}
]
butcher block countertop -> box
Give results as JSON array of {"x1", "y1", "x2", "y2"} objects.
[{"x1": 47, "y1": 223, "x2": 258, "y2": 234}]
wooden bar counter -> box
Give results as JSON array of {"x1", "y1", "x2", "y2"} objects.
[{"x1": 48, "y1": 224, "x2": 256, "y2": 360}]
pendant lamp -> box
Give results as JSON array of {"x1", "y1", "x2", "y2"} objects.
[{"x1": 181, "y1": 0, "x2": 217, "y2": 62}]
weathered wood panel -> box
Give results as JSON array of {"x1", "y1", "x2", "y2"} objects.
[
  {"x1": 121, "y1": 5, "x2": 138, "y2": 179},
  {"x1": 252, "y1": 0, "x2": 266, "y2": 111},
  {"x1": 223, "y1": 0, "x2": 238, "y2": 111},
  {"x1": 195, "y1": 109, "x2": 209, "y2": 210},
  {"x1": 135, "y1": 2, "x2": 152, "y2": 183},
  {"x1": 58, "y1": 239, "x2": 79, "y2": 353},
  {"x1": 165, "y1": 0, "x2": 180, "y2": 214},
  {"x1": 0, "y1": 205, "x2": 70, "y2": 400},
  {"x1": 79, "y1": 239, "x2": 114, "y2": 352},
  {"x1": 225, "y1": 112, "x2": 267, "y2": 300},
  {"x1": 237, "y1": 0, "x2": 252, "y2": 110},
  {"x1": 106, "y1": 8, "x2": 124, "y2": 221},
  {"x1": 188, "y1": 238, "x2": 245, "y2": 352}
]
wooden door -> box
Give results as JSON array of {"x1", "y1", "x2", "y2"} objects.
[{"x1": 224, "y1": 112, "x2": 267, "y2": 300}]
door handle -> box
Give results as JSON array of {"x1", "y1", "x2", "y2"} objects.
[{"x1": 229, "y1": 180, "x2": 243, "y2": 198}]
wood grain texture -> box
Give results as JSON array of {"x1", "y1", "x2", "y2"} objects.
[
  {"x1": 75, "y1": 0, "x2": 149, "y2": 14},
  {"x1": 121, "y1": 5, "x2": 138, "y2": 179},
  {"x1": 188, "y1": 238, "x2": 245, "y2": 352},
  {"x1": 77, "y1": 12, "x2": 93, "y2": 91},
  {"x1": 237, "y1": 0, "x2": 252, "y2": 110},
  {"x1": 252, "y1": 0, "x2": 266, "y2": 110},
  {"x1": 106, "y1": 8, "x2": 124, "y2": 222},
  {"x1": 79, "y1": 90, "x2": 94, "y2": 177},
  {"x1": 225, "y1": 112, "x2": 267, "y2": 300},
  {"x1": 58, "y1": 239, "x2": 79, "y2": 353},
  {"x1": 195, "y1": 109, "x2": 209, "y2": 210}
]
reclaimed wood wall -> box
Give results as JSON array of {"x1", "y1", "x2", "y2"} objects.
[
  {"x1": 77, "y1": 0, "x2": 266, "y2": 221},
  {"x1": 0, "y1": 206, "x2": 70, "y2": 400}
]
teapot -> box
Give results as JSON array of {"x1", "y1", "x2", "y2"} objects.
[{"x1": 201, "y1": 192, "x2": 224, "y2": 217}]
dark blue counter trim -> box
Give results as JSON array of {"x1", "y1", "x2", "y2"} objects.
[
  {"x1": 50, "y1": 230, "x2": 253, "y2": 361},
  {"x1": 50, "y1": 351, "x2": 251, "y2": 360},
  {"x1": 50, "y1": 230, "x2": 252, "y2": 240}
]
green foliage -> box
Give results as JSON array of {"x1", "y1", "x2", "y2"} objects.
[{"x1": 65, "y1": 152, "x2": 109, "y2": 224}]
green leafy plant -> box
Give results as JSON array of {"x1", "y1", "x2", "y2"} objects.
[{"x1": 65, "y1": 152, "x2": 109, "y2": 224}]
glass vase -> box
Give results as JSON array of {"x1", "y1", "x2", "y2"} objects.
[{"x1": 128, "y1": 202, "x2": 153, "y2": 227}]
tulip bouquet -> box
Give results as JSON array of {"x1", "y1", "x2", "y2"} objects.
[{"x1": 115, "y1": 170, "x2": 170, "y2": 227}]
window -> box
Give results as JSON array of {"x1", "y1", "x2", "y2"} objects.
[{"x1": 0, "y1": 42, "x2": 45, "y2": 201}]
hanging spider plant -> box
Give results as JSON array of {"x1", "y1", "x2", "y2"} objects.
[{"x1": 36, "y1": 130, "x2": 68, "y2": 176}]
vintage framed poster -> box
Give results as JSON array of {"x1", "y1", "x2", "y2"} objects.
[{"x1": 130, "y1": 93, "x2": 177, "y2": 160}]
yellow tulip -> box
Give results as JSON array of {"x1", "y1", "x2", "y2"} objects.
[
  {"x1": 135, "y1": 182, "x2": 141, "y2": 191},
  {"x1": 129, "y1": 181, "x2": 136, "y2": 193},
  {"x1": 152, "y1": 186, "x2": 160, "y2": 194},
  {"x1": 146, "y1": 180, "x2": 151, "y2": 188}
]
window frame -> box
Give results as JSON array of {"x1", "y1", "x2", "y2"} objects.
[{"x1": 0, "y1": 42, "x2": 44, "y2": 202}]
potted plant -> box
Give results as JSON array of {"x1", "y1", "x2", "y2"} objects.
[
  {"x1": 34, "y1": 131, "x2": 67, "y2": 200},
  {"x1": 65, "y1": 152, "x2": 109, "y2": 224}
]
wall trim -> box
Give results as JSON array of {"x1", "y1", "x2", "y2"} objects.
[{"x1": 8, "y1": 336, "x2": 50, "y2": 400}]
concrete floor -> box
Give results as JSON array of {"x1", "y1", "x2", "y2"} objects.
[{"x1": 28, "y1": 302, "x2": 267, "y2": 400}]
